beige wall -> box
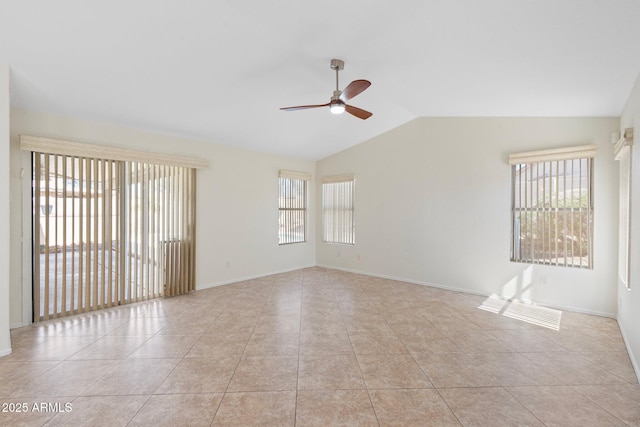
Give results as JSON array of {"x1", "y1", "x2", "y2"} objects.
[
  {"x1": 9, "y1": 109, "x2": 316, "y2": 326},
  {"x1": 619, "y1": 72, "x2": 640, "y2": 378},
  {"x1": 316, "y1": 117, "x2": 619, "y2": 316}
]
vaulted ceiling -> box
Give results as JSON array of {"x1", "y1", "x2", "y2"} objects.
[{"x1": 2, "y1": 1, "x2": 640, "y2": 160}]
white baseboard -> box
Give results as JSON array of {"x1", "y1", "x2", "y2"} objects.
[
  {"x1": 618, "y1": 320, "x2": 640, "y2": 383},
  {"x1": 316, "y1": 264, "x2": 616, "y2": 318},
  {"x1": 197, "y1": 264, "x2": 316, "y2": 291},
  {"x1": 316, "y1": 263, "x2": 487, "y2": 296},
  {"x1": 0, "y1": 347, "x2": 12, "y2": 357},
  {"x1": 11, "y1": 322, "x2": 29, "y2": 330}
]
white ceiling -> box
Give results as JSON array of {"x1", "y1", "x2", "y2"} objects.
[{"x1": 1, "y1": 1, "x2": 640, "y2": 160}]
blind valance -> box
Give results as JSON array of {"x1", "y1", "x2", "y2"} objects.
[
  {"x1": 20, "y1": 135, "x2": 208, "y2": 169},
  {"x1": 279, "y1": 169, "x2": 312, "y2": 181},
  {"x1": 508, "y1": 144, "x2": 597, "y2": 166},
  {"x1": 321, "y1": 174, "x2": 354, "y2": 184}
]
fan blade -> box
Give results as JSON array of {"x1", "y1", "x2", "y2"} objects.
[
  {"x1": 340, "y1": 79, "x2": 371, "y2": 101},
  {"x1": 280, "y1": 103, "x2": 330, "y2": 111},
  {"x1": 345, "y1": 104, "x2": 373, "y2": 120}
]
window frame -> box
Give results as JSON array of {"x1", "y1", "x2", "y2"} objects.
[
  {"x1": 278, "y1": 171, "x2": 310, "y2": 245},
  {"x1": 509, "y1": 145, "x2": 596, "y2": 269},
  {"x1": 614, "y1": 129, "x2": 633, "y2": 288}
]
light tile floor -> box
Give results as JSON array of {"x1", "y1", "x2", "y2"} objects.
[{"x1": 1, "y1": 267, "x2": 639, "y2": 426}]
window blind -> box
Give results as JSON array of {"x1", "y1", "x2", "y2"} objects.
[
  {"x1": 278, "y1": 170, "x2": 309, "y2": 245},
  {"x1": 322, "y1": 174, "x2": 355, "y2": 245},
  {"x1": 510, "y1": 146, "x2": 595, "y2": 268},
  {"x1": 28, "y1": 136, "x2": 200, "y2": 321}
]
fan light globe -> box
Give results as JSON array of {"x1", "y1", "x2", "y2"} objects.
[{"x1": 330, "y1": 103, "x2": 345, "y2": 114}]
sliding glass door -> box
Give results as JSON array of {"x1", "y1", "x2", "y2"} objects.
[{"x1": 32, "y1": 153, "x2": 196, "y2": 321}]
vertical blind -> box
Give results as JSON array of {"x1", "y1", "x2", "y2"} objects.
[
  {"x1": 32, "y1": 152, "x2": 197, "y2": 321},
  {"x1": 278, "y1": 170, "x2": 310, "y2": 245},
  {"x1": 322, "y1": 174, "x2": 355, "y2": 245},
  {"x1": 509, "y1": 145, "x2": 595, "y2": 268}
]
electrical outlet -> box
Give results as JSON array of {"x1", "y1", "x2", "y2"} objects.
[
  {"x1": 540, "y1": 275, "x2": 548, "y2": 285},
  {"x1": 356, "y1": 254, "x2": 361, "y2": 261},
  {"x1": 225, "y1": 260, "x2": 231, "y2": 268}
]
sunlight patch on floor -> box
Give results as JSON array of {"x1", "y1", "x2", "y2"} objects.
[{"x1": 479, "y1": 294, "x2": 562, "y2": 330}]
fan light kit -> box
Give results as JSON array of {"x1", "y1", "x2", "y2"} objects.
[
  {"x1": 330, "y1": 102, "x2": 345, "y2": 115},
  {"x1": 280, "y1": 59, "x2": 372, "y2": 120}
]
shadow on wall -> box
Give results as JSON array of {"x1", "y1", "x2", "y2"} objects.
[{"x1": 479, "y1": 265, "x2": 562, "y2": 330}]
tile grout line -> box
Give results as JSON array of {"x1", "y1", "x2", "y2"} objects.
[
  {"x1": 292, "y1": 272, "x2": 306, "y2": 427},
  {"x1": 103, "y1": 315, "x2": 180, "y2": 425},
  {"x1": 333, "y1": 274, "x2": 382, "y2": 426},
  {"x1": 211, "y1": 284, "x2": 264, "y2": 424},
  {"x1": 501, "y1": 385, "x2": 555, "y2": 427}
]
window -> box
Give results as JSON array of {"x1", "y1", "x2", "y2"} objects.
[
  {"x1": 509, "y1": 145, "x2": 596, "y2": 268},
  {"x1": 278, "y1": 170, "x2": 310, "y2": 244},
  {"x1": 322, "y1": 174, "x2": 355, "y2": 245},
  {"x1": 615, "y1": 129, "x2": 633, "y2": 288}
]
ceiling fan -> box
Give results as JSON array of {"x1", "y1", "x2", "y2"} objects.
[{"x1": 280, "y1": 59, "x2": 372, "y2": 120}]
